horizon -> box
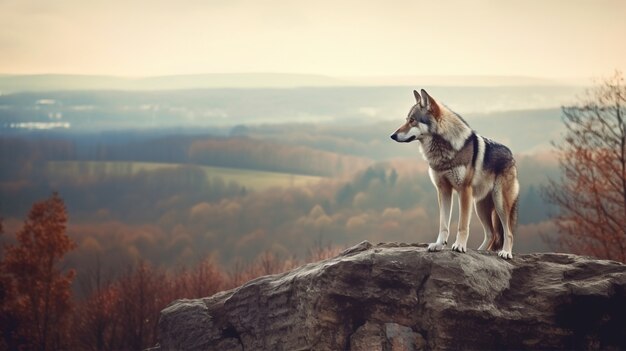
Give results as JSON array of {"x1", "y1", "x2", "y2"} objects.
[
  {"x1": 0, "y1": 69, "x2": 616, "y2": 87},
  {"x1": 0, "y1": 72, "x2": 594, "y2": 93}
]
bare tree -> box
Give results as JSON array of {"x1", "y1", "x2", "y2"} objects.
[
  {"x1": 544, "y1": 71, "x2": 626, "y2": 261},
  {"x1": 74, "y1": 254, "x2": 121, "y2": 351}
]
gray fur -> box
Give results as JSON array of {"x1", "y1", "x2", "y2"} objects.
[
  {"x1": 482, "y1": 138, "x2": 515, "y2": 173},
  {"x1": 424, "y1": 133, "x2": 476, "y2": 172}
]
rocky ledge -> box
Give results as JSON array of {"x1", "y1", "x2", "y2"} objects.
[{"x1": 155, "y1": 241, "x2": 626, "y2": 350}]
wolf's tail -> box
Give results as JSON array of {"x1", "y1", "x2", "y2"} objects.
[
  {"x1": 491, "y1": 210, "x2": 504, "y2": 251},
  {"x1": 490, "y1": 195, "x2": 518, "y2": 252},
  {"x1": 509, "y1": 195, "x2": 519, "y2": 234}
]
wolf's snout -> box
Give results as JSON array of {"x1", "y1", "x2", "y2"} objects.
[{"x1": 390, "y1": 134, "x2": 398, "y2": 141}]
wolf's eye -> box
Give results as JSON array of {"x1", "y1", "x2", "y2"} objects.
[{"x1": 409, "y1": 118, "x2": 415, "y2": 124}]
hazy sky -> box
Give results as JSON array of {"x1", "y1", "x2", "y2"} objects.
[{"x1": 1, "y1": 0, "x2": 624, "y2": 78}]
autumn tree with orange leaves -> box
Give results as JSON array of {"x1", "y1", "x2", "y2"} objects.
[
  {"x1": 0, "y1": 193, "x2": 76, "y2": 350},
  {"x1": 545, "y1": 71, "x2": 626, "y2": 261}
]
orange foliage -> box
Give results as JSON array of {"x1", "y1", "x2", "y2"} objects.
[
  {"x1": 73, "y1": 283, "x2": 120, "y2": 350},
  {"x1": 0, "y1": 193, "x2": 76, "y2": 350},
  {"x1": 71, "y1": 247, "x2": 344, "y2": 350}
]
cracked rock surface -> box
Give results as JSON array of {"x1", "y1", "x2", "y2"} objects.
[{"x1": 155, "y1": 241, "x2": 626, "y2": 350}]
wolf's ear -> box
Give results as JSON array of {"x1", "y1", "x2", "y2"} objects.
[
  {"x1": 413, "y1": 89, "x2": 421, "y2": 104},
  {"x1": 420, "y1": 89, "x2": 441, "y2": 118}
]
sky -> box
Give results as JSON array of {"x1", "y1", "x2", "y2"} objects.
[{"x1": 0, "y1": 0, "x2": 624, "y2": 78}]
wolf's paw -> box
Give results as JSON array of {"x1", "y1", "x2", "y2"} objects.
[
  {"x1": 451, "y1": 242, "x2": 467, "y2": 253},
  {"x1": 498, "y1": 250, "x2": 513, "y2": 259},
  {"x1": 427, "y1": 242, "x2": 445, "y2": 252}
]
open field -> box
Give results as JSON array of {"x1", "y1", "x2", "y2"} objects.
[{"x1": 46, "y1": 161, "x2": 325, "y2": 191}]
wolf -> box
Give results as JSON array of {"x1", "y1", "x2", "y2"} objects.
[{"x1": 390, "y1": 89, "x2": 519, "y2": 259}]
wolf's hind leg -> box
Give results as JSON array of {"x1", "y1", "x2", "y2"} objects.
[
  {"x1": 475, "y1": 194, "x2": 495, "y2": 251},
  {"x1": 493, "y1": 171, "x2": 519, "y2": 259},
  {"x1": 428, "y1": 181, "x2": 453, "y2": 252}
]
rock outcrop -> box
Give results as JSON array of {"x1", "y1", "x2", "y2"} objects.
[{"x1": 155, "y1": 241, "x2": 626, "y2": 350}]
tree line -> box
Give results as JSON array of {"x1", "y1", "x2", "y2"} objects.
[{"x1": 1, "y1": 155, "x2": 558, "y2": 286}]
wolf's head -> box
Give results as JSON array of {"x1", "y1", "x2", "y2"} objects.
[{"x1": 390, "y1": 89, "x2": 441, "y2": 143}]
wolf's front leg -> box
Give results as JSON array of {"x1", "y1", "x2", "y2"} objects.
[
  {"x1": 451, "y1": 186, "x2": 473, "y2": 253},
  {"x1": 428, "y1": 182, "x2": 452, "y2": 252}
]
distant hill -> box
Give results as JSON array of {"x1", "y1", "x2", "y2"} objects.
[
  {"x1": 0, "y1": 73, "x2": 588, "y2": 93},
  {"x1": 343, "y1": 75, "x2": 589, "y2": 87},
  {"x1": 0, "y1": 73, "x2": 348, "y2": 93}
]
